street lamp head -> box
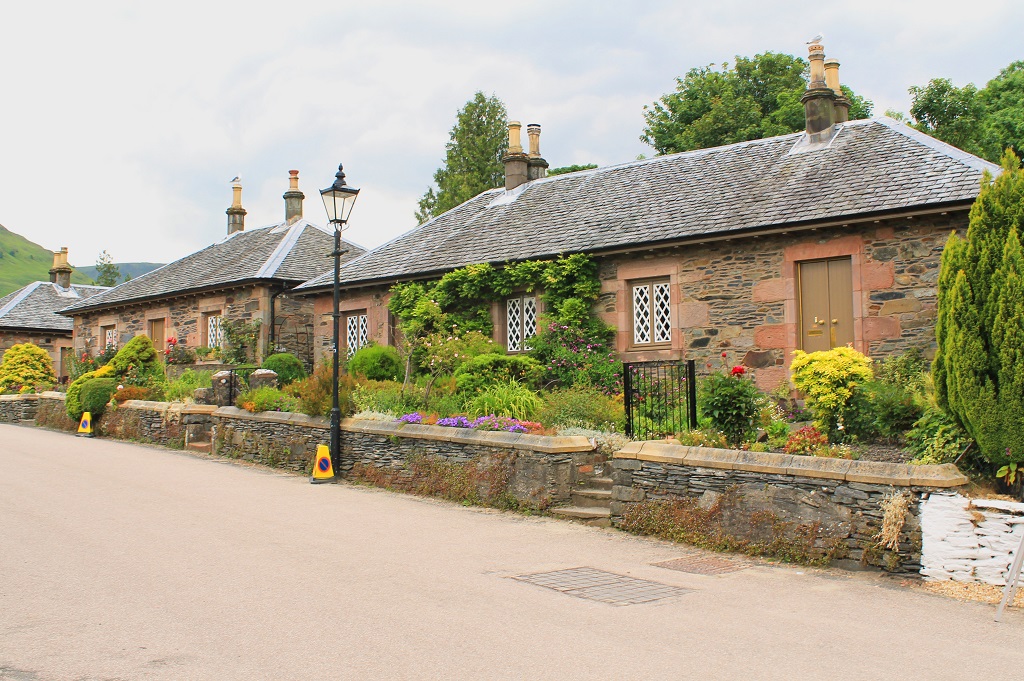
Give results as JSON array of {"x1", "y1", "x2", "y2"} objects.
[{"x1": 320, "y1": 163, "x2": 360, "y2": 226}]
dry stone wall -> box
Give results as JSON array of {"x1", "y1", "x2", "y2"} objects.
[{"x1": 920, "y1": 493, "x2": 1024, "y2": 585}]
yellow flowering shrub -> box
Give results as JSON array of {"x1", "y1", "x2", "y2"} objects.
[{"x1": 790, "y1": 346, "x2": 873, "y2": 437}]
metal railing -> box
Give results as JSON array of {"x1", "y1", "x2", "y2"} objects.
[{"x1": 623, "y1": 360, "x2": 698, "y2": 440}]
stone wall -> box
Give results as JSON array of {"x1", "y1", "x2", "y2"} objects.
[
  {"x1": 921, "y1": 493, "x2": 1024, "y2": 585},
  {"x1": 213, "y1": 407, "x2": 328, "y2": 472},
  {"x1": 0, "y1": 393, "x2": 40, "y2": 422},
  {"x1": 611, "y1": 441, "x2": 968, "y2": 572}
]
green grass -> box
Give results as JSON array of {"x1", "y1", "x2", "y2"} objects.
[{"x1": 0, "y1": 224, "x2": 94, "y2": 296}]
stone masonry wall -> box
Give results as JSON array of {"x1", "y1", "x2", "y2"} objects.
[
  {"x1": 611, "y1": 441, "x2": 968, "y2": 573},
  {"x1": 0, "y1": 394, "x2": 40, "y2": 422},
  {"x1": 920, "y1": 493, "x2": 1024, "y2": 585}
]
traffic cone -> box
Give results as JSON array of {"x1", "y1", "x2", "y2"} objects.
[
  {"x1": 311, "y1": 444, "x2": 335, "y2": 483},
  {"x1": 77, "y1": 412, "x2": 94, "y2": 437}
]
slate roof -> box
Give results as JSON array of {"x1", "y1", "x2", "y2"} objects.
[
  {"x1": 61, "y1": 219, "x2": 366, "y2": 315},
  {"x1": 0, "y1": 281, "x2": 109, "y2": 332},
  {"x1": 296, "y1": 117, "x2": 999, "y2": 292}
]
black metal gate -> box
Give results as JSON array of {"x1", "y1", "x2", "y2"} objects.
[
  {"x1": 226, "y1": 366, "x2": 258, "y2": 405},
  {"x1": 623, "y1": 360, "x2": 698, "y2": 440}
]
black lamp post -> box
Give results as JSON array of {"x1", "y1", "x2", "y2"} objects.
[{"x1": 320, "y1": 163, "x2": 360, "y2": 477}]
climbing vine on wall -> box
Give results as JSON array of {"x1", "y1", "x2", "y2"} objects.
[{"x1": 222, "y1": 319, "x2": 262, "y2": 365}]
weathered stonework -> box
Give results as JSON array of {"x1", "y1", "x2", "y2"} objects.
[
  {"x1": 0, "y1": 393, "x2": 40, "y2": 422},
  {"x1": 610, "y1": 442, "x2": 968, "y2": 572}
]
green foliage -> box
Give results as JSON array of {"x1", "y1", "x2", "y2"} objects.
[
  {"x1": 79, "y1": 378, "x2": 117, "y2": 417},
  {"x1": 454, "y1": 353, "x2": 543, "y2": 394},
  {"x1": 351, "y1": 379, "x2": 422, "y2": 415},
  {"x1": 536, "y1": 386, "x2": 624, "y2": 431},
  {"x1": 849, "y1": 380, "x2": 923, "y2": 441},
  {"x1": 934, "y1": 151, "x2": 1024, "y2": 468},
  {"x1": 905, "y1": 62, "x2": 1024, "y2": 163},
  {"x1": 907, "y1": 402, "x2": 973, "y2": 466},
  {"x1": 466, "y1": 380, "x2": 543, "y2": 420},
  {"x1": 0, "y1": 342, "x2": 56, "y2": 393},
  {"x1": 261, "y1": 352, "x2": 307, "y2": 386},
  {"x1": 0, "y1": 224, "x2": 93, "y2": 296},
  {"x1": 529, "y1": 320, "x2": 620, "y2": 393},
  {"x1": 108, "y1": 335, "x2": 166, "y2": 388},
  {"x1": 676, "y1": 428, "x2": 728, "y2": 448},
  {"x1": 699, "y1": 370, "x2": 761, "y2": 446},
  {"x1": 284, "y1": 363, "x2": 355, "y2": 417},
  {"x1": 783, "y1": 426, "x2": 829, "y2": 456},
  {"x1": 221, "y1": 319, "x2": 261, "y2": 365},
  {"x1": 347, "y1": 344, "x2": 402, "y2": 382},
  {"x1": 641, "y1": 52, "x2": 872, "y2": 155},
  {"x1": 790, "y1": 346, "x2": 874, "y2": 439},
  {"x1": 547, "y1": 164, "x2": 598, "y2": 176},
  {"x1": 164, "y1": 369, "x2": 213, "y2": 402},
  {"x1": 236, "y1": 386, "x2": 299, "y2": 414},
  {"x1": 66, "y1": 364, "x2": 115, "y2": 420},
  {"x1": 416, "y1": 92, "x2": 508, "y2": 223},
  {"x1": 766, "y1": 420, "x2": 791, "y2": 449},
  {"x1": 94, "y1": 250, "x2": 122, "y2": 287}
]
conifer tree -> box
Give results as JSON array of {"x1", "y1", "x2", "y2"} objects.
[{"x1": 934, "y1": 149, "x2": 1024, "y2": 467}]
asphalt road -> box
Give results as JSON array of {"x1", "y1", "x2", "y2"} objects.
[{"x1": 2, "y1": 423, "x2": 1023, "y2": 680}]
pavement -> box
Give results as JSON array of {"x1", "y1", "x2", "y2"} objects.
[{"x1": 2, "y1": 423, "x2": 1023, "y2": 680}]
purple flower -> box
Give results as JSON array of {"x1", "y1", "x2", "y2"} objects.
[{"x1": 398, "y1": 412, "x2": 423, "y2": 424}]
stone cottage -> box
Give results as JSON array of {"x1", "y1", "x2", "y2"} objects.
[
  {"x1": 0, "y1": 248, "x2": 108, "y2": 380},
  {"x1": 60, "y1": 172, "x2": 366, "y2": 368},
  {"x1": 295, "y1": 43, "x2": 998, "y2": 388}
]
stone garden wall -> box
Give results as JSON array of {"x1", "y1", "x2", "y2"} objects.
[
  {"x1": 611, "y1": 442, "x2": 968, "y2": 572},
  {"x1": 0, "y1": 393, "x2": 40, "y2": 422}
]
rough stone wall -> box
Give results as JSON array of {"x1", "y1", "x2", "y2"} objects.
[
  {"x1": 596, "y1": 212, "x2": 967, "y2": 389},
  {"x1": 0, "y1": 394, "x2": 40, "y2": 422},
  {"x1": 213, "y1": 408, "x2": 327, "y2": 472},
  {"x1": 270, "y1": 292, "x2": 316, "y2": 368},
  {"x1": 921, "y1": 493, "x2": 1024, "y2": 585},
  {"x1": 312, "y1": 286, "x2": 392, "y2": 367},
  {"x1": 99, "y1": 401, "x2": 184, "y2": 447},
  {"x1": 0, "y1": 330, "x2": 73, "y2": 380}
]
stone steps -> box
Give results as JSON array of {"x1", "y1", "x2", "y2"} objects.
[
  {"x1": 186, "y1": 442, "x2": 212, "y2": 454},
  {"x1": 549, "y1": 506, "x2": 612, "y2": 528},
  {"x1": 571, "y1": 488, "x2": 612, "y2": 508},
  {"x1": 588, "y1": 476, "x2": 614, "y2": 490}
]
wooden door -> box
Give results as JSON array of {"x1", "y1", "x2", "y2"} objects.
[
  {"x1": 798, "y1": 257, "x2": 853, "y2": 352},
  {"x1": 148, "y1": 319, "x2": 166, "y2": 346}
]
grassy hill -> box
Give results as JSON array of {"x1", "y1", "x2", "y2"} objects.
[
  {"x1": 0, "y1": 224, "x2": 95, "y2": 296},
  {"x1": 77, "y1": 262, "x2": 164, "y2": 282}
]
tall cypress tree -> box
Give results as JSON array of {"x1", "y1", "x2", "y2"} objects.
[{"x1": 934, "y1": 149, "x2": 1024, "y2": 467}]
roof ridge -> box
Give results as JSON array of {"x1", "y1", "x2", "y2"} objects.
[
  {"x1": 256, "y1": 221, "x2": 307, "y2": 278},
  {"x1": 873, "y1": 116, "x2": 1000, "y2": 174},
  {"x1": 0, "y1": 281, "x2": 44, "y2": 320}
]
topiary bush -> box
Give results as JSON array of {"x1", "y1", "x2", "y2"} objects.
[
  {"x1": 261, "y1": 352, "x2": 307, "y2": 386},
  {"x1": 454, "y1": 353, "x2": 544, "y2": 395},
  {"x1": 0, "y1": 342, "x2": 56, "y2": 393},
  {"x1": 109, "y1": 335, "x2": 167, "y2": 388},
  {"x1": 790, "y1": 346, "x2": 874, "y2": 440},
  {"x1": 66, "y1": 364, "x2": 116, "y2": 420},
  {"x1": 80, "y1": 378, "x2": 118, "y2": 417},
  {"x1": 347, "y1": 345, "x2": 402, "y2": 382}
]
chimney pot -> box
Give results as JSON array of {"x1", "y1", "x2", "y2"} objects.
[
  {"x1": 526, "y1": 123, "x2": 548, "y2": 181},
  {"x1": 507, "y1": 121, "x2": 524, "y2": 154},
  {"x1": 824, "y1": 58, "x2": 850, "y2": 123},
  {"x1": 226, "y1": 177, "x2": 247, "y2": 235},
  {"x1": 801, "y1": 43, "x2": 837, "y2": 141},
  {"x1": 503, "y1": 121, "x2": 529, "y2": 190},
  {"x1": 49, "y1": 247, "x2": 72, "y2": 288},
  {"x1": 283, "y1": 169, "x2": 305, "y2": 224}
]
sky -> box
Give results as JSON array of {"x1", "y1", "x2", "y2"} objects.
[{"x1": 1, "y1": 0, "x2": 1022, "y2": 269}]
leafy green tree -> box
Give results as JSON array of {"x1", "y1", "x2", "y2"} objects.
[
  {"x1": 548, "y1": 164, "x2": 598, "y2": 176},
  {"x1": 908, "y1": 78, "x2": 987, "y2": 157},
  {"x1": 641, "y1": 52, "x2": 873, "y2": 155},
  {"x1": 415, "y1": 92, "x2": 508, "y2": 223},
  {"x1": 94, "y1": 250, "x2": 122, "y2": 287},
  {"x1": 934, "y1": 150, "x2": 1024, "y2": 469},
  {"x1": 979, "y1": 61, "x2": 1024, "y2": 161}
]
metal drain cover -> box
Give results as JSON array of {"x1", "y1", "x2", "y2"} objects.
[
  {"x1": 513, "y1": 567, "x2": 692, "y2": 606},
  {"x1": 654, "y1": 555, "x2": 747, "y2": 576}
]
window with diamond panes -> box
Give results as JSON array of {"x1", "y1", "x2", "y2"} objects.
[
  {"x1": 344, "y1": 312, "x2": 368, "y2": 357},
  {"x1": 102, "y1": 326, "x2": 117, "y2": 350},
  {"x1": 632, "y1": 280, "x2": 672, "y2": 346},
  {"x1": 205, "y1": 314, "x2": 224, "y2": 348},
  {"x1": 506, "y1": 296, "x2": 538, "y2": 352}
]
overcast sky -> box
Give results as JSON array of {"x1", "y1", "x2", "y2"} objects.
[{"x1": 1, "y1": 1, "x2": 1021, "y2": 269}]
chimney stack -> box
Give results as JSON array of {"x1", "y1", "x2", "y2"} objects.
[
  {"x1": 526, "y1": 124, "x2": 549, "y2": 181},
  {"x1": 49, "y1": 247, "x2": 72, "y2": 288},
  {"x1": 801, "y1": 42, "x2": 837, "y2": 143},
  {"x1": 226, "y1": 177, "x2": 246, "y2": 235},
  {"x1": 283, "y1": 170, "x2": 304, "y2": 224},
  {"x1": 823, "y1": 58, "x2": 850, "y2": 123},
  {"x1": 503, "y1": 121, "x2": 529, "y2": 190}
]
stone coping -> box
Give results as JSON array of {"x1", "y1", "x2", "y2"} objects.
[
  {"x1": 214, "y1": 405, "x2": 329, "y2": 428},
  {"x1": 0, "y1": 394, "x2": 39, "y2": 402},
  {"x1": 119, "y1": 400, "x2": 183, "y2": 415},
  {"x1": 181, "y1": 404, "x2": 219, "y2": 416},
  {"x1": 614, "y1": 441, "x2": 969, "y2": 488}
]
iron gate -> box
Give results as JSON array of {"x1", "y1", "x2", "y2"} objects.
[
  {"x1": 226, "y1": 365, "x2": 258, "y2": 404},
  {"x1": 623, "y1": 360, "x2": 697, "y2": 440}
]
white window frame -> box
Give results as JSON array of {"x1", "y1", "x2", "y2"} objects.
[
  {"x1": 205, "y1": 313, "x2": 224, "y2": 348},
  {"x1": 631, "y1": 279, "x2": 672, "y2": 347},
  {"x1": 344, "y1": 311, "x2": 369, "y2": 358},
  {"x1": 102, "y1": 325, "x2": 118, "y2": 350},
  {"x1": 505, "y1": 295, "x2": 538, "y2": 353}
]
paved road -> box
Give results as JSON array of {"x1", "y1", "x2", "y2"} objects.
[{"x1": 2, "y1": 424, "x2": 1023, "y2": 680}]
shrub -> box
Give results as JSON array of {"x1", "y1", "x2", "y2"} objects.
[
  {"x1": 699, "y1": 366, "x2": 761, "y2": 446},
  {"x1": 80, "y1": 378, "x2": 118, "y2": 417},
  {"x1": 676, "y1": 428, "x2": 728, "y2": 448},
  {"x1": 529, "y1": 321, "x2": 621, "y2": 393},
  {"x1": 262, "y1": 352, "x2": 307, "y2": 386},
  {"x1": 351, "y1": 379, "x2": 422, "y2": 415},
  {"x1": 0, "y1": 343, "x2": 56, "y2": 393},
  {"x1": 236, "y1": 386, "x2": 300, "y2": 413},
  {"x1": 113, "y1": 385, "x2": 153, "y2": 403},
  {"x1": 906, "y1": 381, "x2": 975, "y2": 466},
  {"x1": 163, "y1": 338, "x2": 196, "y2": 365},
  {"x1": 454, "y1": 353, "x2": 544, "y2": 394},
  {"x1": 164, "y1": 369, "x2": 213, "y2": 402},
  {"x1": 790, "y1": 346, "x2": 874, "y2": 440},
  {"x1": 347, "y1": 345, "x2": 402, "y2": 382},
  {"x1": 854, "y1": 380, "x2": 923, "y2": 441},
  {"x1": 109, "y1": 335, "x2": 167, "y2": 388},
  {"x1": 285, "y1": 363, "x2": 355, "y2": 417},
  {"x1": 467, "y1": 380, "x2": 543, "y2": 420},
  {"x1": 766, "y1": 420, "x2": 791, "y2": 449},
  {"x1": 783, "y1": 426, "x2": 829, "y2": 456},
  {"x1": 536, "y1": 386, "x2": 624, "y2": 431},
  {"x1": 876, "y1": 348, "x2": 927, "y2": 393},
  {"x1": 66, "y1": 364, "x2": 116, "y2": 420}
]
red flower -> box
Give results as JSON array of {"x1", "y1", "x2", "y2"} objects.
[
  {"x1": 731, "y1": 366, "x2": 746, "y2": 376},
  {"x1": 721, "y1": 351, "x2": 728, "y2": 358}
]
